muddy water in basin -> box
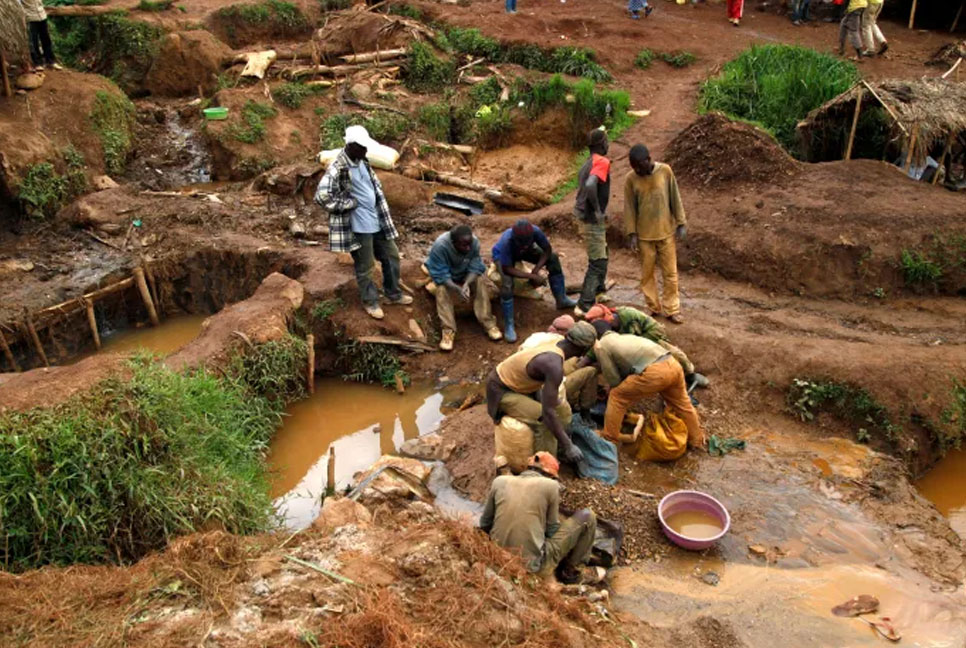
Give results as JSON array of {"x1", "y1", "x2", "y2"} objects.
[
  {"x1": 269, "y1": 379, "x2": 450, "y2": 528},
  {"x1": 74, "y1": 314, "x2": 207, "y2": 362},
  {"x1": 665, "y1": 510, "x2": 723, "y2": 540},
  {"x1": 917, "y1": 449, "x2": 966, "y2": 540}
]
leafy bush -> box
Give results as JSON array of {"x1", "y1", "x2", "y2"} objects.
[
  {"x1": 403, "y1": 41, "x2": 455, "y2": 93},
  {"x1": 418, "y1": 101, "x2": 453, "y2": 141},
  {"x1": 233, "y1": 334, "x2": 308, "y2": 402},
  {"x1": 273, "y1": 82, "x2": 325, "y2": 109},
  {"x1": 0, "y1": 356, "x2": 284, "y2": 571},
  {"x1": 473, "y1": 104, "x2": 512, "y2": 146},
  {"x1": 49, "y1": 14, "x2": 162, "y2": 87},
  {"x1": 940, "y1": 379, "x2": 966, "y2": 452},
  {"x1": 338, "y1": 340, "x2": 409, "y2": 389},
  {"x1": 90, "y1": 90, "x2": 136, "y2": 175},
  {"x1": 320, "y1": 111, "x2": 410, "y2": 148},
  {"x1": 17, "y1": 148, "x2": 89, "y2": 219},
  {"x1": 387, "y1": 2, "x2": 423, "y2": 19},
  {"x1": 223, "y1": 0, "x2": 306, "y2": 26},
  {"x1": 311, "y1": 298, "x2": 344, "y2": 321},
  {"x1": 788, "y1": 377, "x2": 900, "y2": 443},
  {"x1": 699, "y1": 44, "x2": 858, "y2": 153},
  {"x1": 138, "y1": 0, "x2": 172, "y2": 10},
  {"x1": 660, "y1": 50, "x2": 696, "y2": 68},
  {"x1": 469, "y1": 77, "x2": 502, "y2": 107},
  {"x1": 634, "y1": 49, "x2": 655, "y2": 69},
  {"x1": 227, "y1": 100, "x2": 278, "y2": 144},
  {"x1": 900, "y1": 249, "x2": 944, "y2": 286}
]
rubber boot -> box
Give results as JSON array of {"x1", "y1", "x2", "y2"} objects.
[
  {"x1": 501, "y1": 297, "x2": 517, "y2": 343},
  {"x1": 549, "y1": 274, "x2": 577, "y2": 309}
]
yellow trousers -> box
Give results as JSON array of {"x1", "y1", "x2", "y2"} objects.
[{"x1": 640, "y1": 236, "x2": 680, "y2": 316}]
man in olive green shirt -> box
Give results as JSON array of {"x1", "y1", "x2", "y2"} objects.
[
  {"x1": 479, "y1": 452, "x2": 597, "y2": 582},
  {"x1": 623, "y1": 144, "x2": 688, "y2": 324}
]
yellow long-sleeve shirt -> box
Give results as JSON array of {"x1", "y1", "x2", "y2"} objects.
[
  {"x1": 622, "y1": 163, "x2": 686, "y2": 242},
  {"x1": 847, "y1": 0, "x2": 868, "y2": 12}
]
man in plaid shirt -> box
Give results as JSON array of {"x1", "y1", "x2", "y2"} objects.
[{"x1": 315, "y1": 125, "x2": 413, "y2": 319}]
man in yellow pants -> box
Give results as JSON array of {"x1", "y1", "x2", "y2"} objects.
[{"x1": 623, "y1": 144, "x2": 688, "y2": 324}]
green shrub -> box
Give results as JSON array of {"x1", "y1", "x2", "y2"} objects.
[
  {"x1": 272, "y1": 82, "x2": 324, "y2": 109},
  {"x1": 311, "y1": 298, "x2": 343, "y2": 321},
  {"x1": 788, "y1": 377, "x2": 900, "y2": 443},
  {"x1": 90, "y1": 90, "x2": 136, "y2": 175},
  {"x1": 418, "y1": 101, "x2": 453, "y2": 141},
  {"x1": 226, "y1": 0, "x2": 306, "y2": 26},
  {"x1": 404, "y1": 41, "x2": 455, "y2": 93},
  {"x1": 940, "y1": 379, "x2": 966, "y2": 452},
  {"x1": 900, "y1": 249, "x2": 944, "y2": 286},
  {"x1": 17, "y1": 148, "x2": 89, "y2": 219},
  {"x1": 320, "y1": 111, "x2": 409, "y2": 148},
  {"x1": 634, "y1": 49, "x2": 655, "y2": 69},
  {"x1": 338, "y1": 340, "x2": 408, "y2": 389},
  {"x1": 387, "y1": 3, "x2": 423, "y2": 19},
  {"x1": 138, "y1": 0, "x2": 173, "y2": 10},
  {"x1": 233, "y1": 334, "x2": 308, "y2": 402},
  {"x1": 699, "y1": 44, "x2": 858, "y2": 153},
  {"x1": 444, "y1": 27, "x2": 501, "y2": 59},
  {"x1": 660, "y1": 50, "x2": 696, "y2": 68},
  {"x1": 227, "y1": 100, "x2": 278, "y2": 144},
  {"x1": 0, "y1": 356, "x2": 284, "y2": 571},
  {"x1": 473, "y1": 104, "x2": 512, "y2": 146},
  {"x1": 49, "y1": 14, "x2": 162, "y2": 87},
  {"x1": 469, "y1": 77, "x2": 502, "y2": 107}
]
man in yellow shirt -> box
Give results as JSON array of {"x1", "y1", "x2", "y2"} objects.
[
  {"x1": 622, "y1": 144, "x2": 688, "y2": 324},
  {"x1": 838, "y1": 0, "x2": 870, "y2": 59}
]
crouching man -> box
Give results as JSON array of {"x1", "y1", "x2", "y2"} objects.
[
  {"x1": 426, "y1": 224, "x2": 502, "y2": 352},
  {"x1": 480, "y1": 452, "x2": 597, "y2": 583}
]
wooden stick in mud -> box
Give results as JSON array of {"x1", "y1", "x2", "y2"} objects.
[
  {"x1": 143, "y1": 264, "x2": 162, "y2": 318},
  {"x1": 133, "y1": 267, "x2": 160, "y2": 327},
  {"x1": 394, "y1": 371, "x2": 406, "y2": 394},
  {"x1": 932, "y1": 133, "x2": 954, "y2": 185},
  {"x1": 306, "y1": 334, "x2": 315, "y2": 394},
  {"x1": 84, "y1": 299, "x2": 101, "y2": 351},
  {"x1": 22, "y1": 315, "x2": 48, "y2": 368},
  {"x1": 504, "y1": 182, "x2": 552, "y2": 206},
  {"x1": 339, "y1": 49, "x2": 407, "y2": 64},
  {"x1": 1, "y1": 53, "x2": 12, "y2": 99},
  {"x1": 284, "y1": 59, "x2": 403, "y2": 80},
  {"x1": 326, "y1": 446, "x2": 336, "y2": 497},
  {"x1": 844, "y1": 86, "x2": 864, "y2": 161},
  {"x1": 903, "y1": 123, "x2": 920, "y2": 174},
  {"x1": 0, "y1": 328, "x2": 19, "y2": 372}
]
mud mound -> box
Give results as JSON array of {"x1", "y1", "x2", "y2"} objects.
[
  {"x1": 664, "y1": 113, "x2": 798, "y2": 187},
  {"x1": 145, "y1": 31, "x2": 233, "y2": 97},
  {"x1": 312, "y1": 10, "x2": 417, "y2": 61}
]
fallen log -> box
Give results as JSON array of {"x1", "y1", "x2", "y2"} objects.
[
  {"x1": 460, "y1": 75, "x2": 489, "y2": 85},
  {"x1": 340, "y1": 49, "x2": 407, "y2": 64},
  {"x1": 504, "y1": 182, "x2": 551, "y2": 206},
  {"x1": 283, "y1": 59, "x2": 403, "y2": 80},
  {"x1": 342, "y1": 93, "x2": 409, "y2": 116},
  {"x1": 45, "y1": 4, "x2": 136, "y2": 16},
  {"x1": 484, "y1": 189, "x2": 540, "y2": 211},
  {"x1": 355, "y1": 335, "x2": 436, "y2": 353},
  {"x1": 416, "y1": 140, "x2": 476, "y2": 155}
]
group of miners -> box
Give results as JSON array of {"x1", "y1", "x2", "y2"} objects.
[{"x1": 316, "y1": 123, "x2": 699, "y2": 584}]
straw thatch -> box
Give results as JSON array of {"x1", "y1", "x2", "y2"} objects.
[
  {"x1": 0, "y1": 0, "x2": 29, "y2": 65},
  {"x1": 797, "y1": 78, "x2": 966, "y2": 164}
]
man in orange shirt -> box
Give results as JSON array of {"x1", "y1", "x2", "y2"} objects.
[
  {"x1": 573, "y1": 129, "x2": 612, "y2": 318},
  {"x1": 623, "y1": 144, "x2": 688, "y2": 324}
]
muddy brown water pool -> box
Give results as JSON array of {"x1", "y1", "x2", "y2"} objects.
[{"x1": 916, "y1": 449, "x2": 966, "y2": 541}]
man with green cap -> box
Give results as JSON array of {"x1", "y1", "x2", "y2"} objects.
[{"x1": 485, "y1": 321, "x2": 599, "y2": 464}]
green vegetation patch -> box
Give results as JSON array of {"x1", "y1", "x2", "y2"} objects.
[
  {"x1": 227, "y1": 100, "x2": 278, "y2": 144},
  {"x1": 138, "y1": 0, "x2": 173, "y2": 11},
  {"x1": 789, "y1": 377, "x2": 900, "y2": 444},
  {"x1": 899, "y1": 235, "x2": 966, "y2": 290},
  {"x1": 634, "y1": 49, "x2": 655, "y2": 69},
  {"x1": 699, "y1": 44, "x2": 858, "y2": 154},
  {"x1": 940, "y1": 379, "x2": 966, "y2": 452},
  {"x1": 0, "y1": 353, "x2": 290, "y2": 571},
  {"x1": 272, "y1": 82, "x2": 327, "y2": 109},
  {"x1": 660, "y1": 50, "x2": 696, "y2": 68},
  {"x1": 90, "y1": 90, "x2": 137, "y2": 175},
  {"x1": 403, "y1": 41, "x2": 456, "y2": 93},
  {"x1": 338, "y1": 340, "x2": 409, "y2": 389},
  {"x1": 218, "y1": 0, "x2": 307, "y2": 26},
  {"x1": 311, "y1": 298, "x2": 344, "y2": 321},
  {"x1": 17, "y1": 148, "x2": 89, "y2": 220},
  {"x1": 320, "y1": 111, "x2": 410, "y2": 148},
  {"x1": 49, "y1": 14, "x2": 162, "y2": 89}
]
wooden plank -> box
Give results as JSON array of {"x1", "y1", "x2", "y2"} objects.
[
  {"x1": 903, "y1": 123, "x2": 920, "y2": 173},
  {"x1": 23, "y1": 316, "x2": 49, "y2": 368},
  {"x1": 844, "y1": 86, "x2": 865, "y2": 161},
  {"x1": 355, "y1": 335, "x2": 436, "y2": 353},
  {"x1": 339, "y1": 49, "x2": 406, "y2": 64},
  {"x1": 1, "y1": 53, "x2": 11, "y2": 99},
  {"x1": 84, "y1": 299, "x2": 101, "y2": 350},
  {"x1": 861, "y1": 81, "x2": 908, "y2": 136},
  {"x1": 307, "y1": 333, "x2": 315, "y2": 394},
  {"x1": 909, "y1": 0, "x2": 918, "y2": 29},
  {"x1": 133, "y1": 267, "x2": 160, "y2": 327},
  {"x1": 326, "y1": 447, "x2": 336, "y2": 496},
  {"x1": 932, "y1": 133, "x2": 955, "y2": 185},
  {"x1": 0, "y1": 328, "x2": 19, "y2": 372}
]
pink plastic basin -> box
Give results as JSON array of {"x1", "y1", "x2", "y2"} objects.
[{"x1": 658, "y1": 490, "x2": 731, "y2": 551}]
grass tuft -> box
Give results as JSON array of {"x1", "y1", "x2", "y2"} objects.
[
  {"x1": 403, "y1": 41, "x2": 456, "y2": 93},
  {"x1": 90, "y1": 89, "x2": 136, "y2": 175},
  {"x1": 17, "y1": 148, "x2": 88, "y2": 219},
  {"x1": 699, "y1": 44, "x2": 858, "y2": 154},
  {"x1": 634, "y1": 49, "x2": 655, "y2": 69},
  {"x1": 338, "y1": 340, "x2": 409, "y2": 389},
  {"x1": 227, "y1": 100, "x2": 278, "y2": 144},
  {"x1": 788, "y1": 377, "x2": 900, "y2": 444}
]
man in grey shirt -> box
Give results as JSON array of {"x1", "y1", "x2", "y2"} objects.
[{"x1": 316, "y1": 126, "x2": 412, "y2": 319}]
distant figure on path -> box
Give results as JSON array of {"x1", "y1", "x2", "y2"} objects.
[
  {"x1": 862, "y1": 0, "x2": 888, "y2": 56},
  {"x1": 506, "y1": 0, "x2": 517, "y2": 14},
  {"x1": 628, "y1": 0, "x2": 652, "y2": 19},
  {"x1": 838, "y1": 0, "x2": 870, "y2": 59},
  {"x1": 315, "y1": 125, "x2": 413, "y2": 320},
  {"x1": 20, "y1": 0, "x2": 61, "y2": 71},
  {"x1": 622, "y1": 144, "x2": 688, "y2": 324},
  {"x1": 790, "y1": 0, "x2": 811, "y2": 24},
  {"x1": 726, "y1": 0, "x2": 743, "y2": 25}
]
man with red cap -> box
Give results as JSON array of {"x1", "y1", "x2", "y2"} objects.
[
  {"x1": 479, "y1": 451, "x2": 598, "y2": 582},
  {"x1": 492, "y1": 218, "x2": 577, "y2": 343}
]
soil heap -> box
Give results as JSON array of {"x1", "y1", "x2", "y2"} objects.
[{"x1": 664, "y1": 112, "x2": 798, "y2": 187}]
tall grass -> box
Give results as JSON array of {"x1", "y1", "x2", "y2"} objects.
[
  {"x1": 0, "y1": 340, "x2": 307, "y2": 571},
  {"x1": 699, "y1": 44, "x2": 858, "y2": 153}
]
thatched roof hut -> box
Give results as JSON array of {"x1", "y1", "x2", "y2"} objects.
[
  {"x1": 796, "y1": 78, "x2": 966, "y2": 166},
  {"x1": 0, "y1": 1, "x2": 29, "y2": 66}
]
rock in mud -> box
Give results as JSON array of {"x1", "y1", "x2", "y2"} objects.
[
  {"x1": 312, "y1": 497, "x2": 372, "y2": 532},
  {"x1": 15, "y1": 73, "x2": 44, "y2": 91},
  {"x1": 289, "y1": 221, "x2": 306, "y2": 238},
  {"x1": 92, "y1": 176, "x2": 119, "y2": 191},
  {"x1": 399, "y1": 433, "x2": 456, "y2": 462}
]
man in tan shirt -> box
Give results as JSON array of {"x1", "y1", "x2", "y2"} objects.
[
  {"x1": 479, "y1": 452, "x2": 597, "y2": 582},
  {"x1": 623, "y1": 144, "x2": 688, "y2": 324}
]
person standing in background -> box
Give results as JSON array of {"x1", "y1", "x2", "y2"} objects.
[
  {"x1": 20, "y1": 0, "x2": 61, "y2": 72},
  {"x1": 726, "y1": 0, "x2": 743, "y2": 25},
  {"x1": 839, "y1": 0, "x2": 870, "y2": 59},
  {"x1": 573, "y1": 129, "x2": 612, "y2": 318},
  {"x1": 862, "y1": 0, "x2": 888, "y2": 56}
]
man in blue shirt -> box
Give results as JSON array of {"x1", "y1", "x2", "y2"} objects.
[
  {"x1": 425, "y1": 225, "x2": 502, "y2": 351},
  {"x1": 493, "y1": 219, "x2": 576, "y2": 342},
  {"x1": 315, "y1": 125, "x2": 412, "y2": 319}
]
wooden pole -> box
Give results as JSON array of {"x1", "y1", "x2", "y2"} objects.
[
  {"x1": 23, "y1": 317, "x2": 49, "y2": 368},
  {"x1": 952, "y1": 0, "x2": 964, "y2": 32},
  {"x1": 904, "y1": 123, "x2": 920, "y2": 174},
  {"x1": 306, "y1": 334, "x2": 315, "y2": 394},
  {"x1": 1, "y1": 53, "x2": 12, "y2": 99},
  {"x1": 932, "y1": 133, "x2": 955, "y2": 185},
  {"x1": 844, "y1": 87, "x2": 865, "y2": 161},
  {"x1": 326, "y1": 446, "x2": 336, "y2": 496},
  {"x1": 143, "y1": 263, "x2": 162, "y2": 318},
  {"x1": 0, "y1": 329, "x2": 19, "y2": 372},
  {"x1": 133, "y1": 267, "x2": 160, "y2": 327},
  {"x1": 84, "y1": 299, "x2": 101, "y2": 350},
  {"x1": 908, "y1": 0, "x2": 918, "y2": 29}
]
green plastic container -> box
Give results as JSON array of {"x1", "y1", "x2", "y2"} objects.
[{"x1": 203, "y1": 107, "x2": 229, "y2": 120}]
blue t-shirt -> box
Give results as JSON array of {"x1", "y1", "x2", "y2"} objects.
[
  {"x1": 348, "y1": 161, "x2": 380, "y2": 234},
  {"x1": 492, "y1": 226, "x2": 551, "y2": 267}
]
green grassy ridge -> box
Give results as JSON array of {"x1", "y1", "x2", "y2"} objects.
[
  {"x1": 699, "y1": 44, "x2": 858, "y2": 156},
  {"x1": 0, "y1": 336, "x2": 307, "y2": 572}
]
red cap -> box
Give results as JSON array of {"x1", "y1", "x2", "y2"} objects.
[{"x1": 529, "y1": 451, "x2": 560, "y2": 478}]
